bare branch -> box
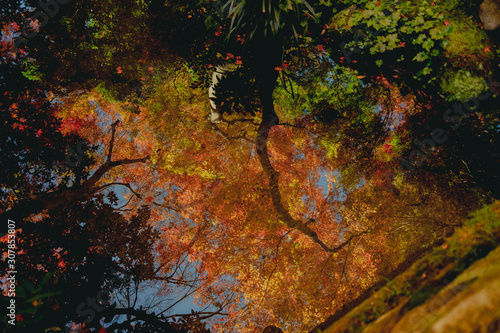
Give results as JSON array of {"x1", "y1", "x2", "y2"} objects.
[
  {"x1": 325, "y1": 241, "x2": 352, "y2": 305},
  {"x1": 162, "y1": 309, "x2": 229, "y2": 320},
  {"x1": 108, "y1": 120, "x2": 121, "y2": 162},
  {"x1": 83, "y1": 156, "x2": 150, "y2": 189},
  {"x1": 259, "y1": 230, "x2": 293, "y2": 308},
  {"x1": 151, "y1": 201, "x2": 180, "y2": 212},
  {"x1": 97, "y1": 182, "x2": 143, "y2": 199}
]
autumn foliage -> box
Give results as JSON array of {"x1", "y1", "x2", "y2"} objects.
[{"x1": 1, "y1": 0, "x2": 499, "y2": 332}]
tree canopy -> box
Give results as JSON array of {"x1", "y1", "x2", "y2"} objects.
[{"x1": 1, "y1": 0, "x2": 499, "y2": 332}]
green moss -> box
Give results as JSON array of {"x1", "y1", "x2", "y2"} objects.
[
  {"x1": 322, "y1": 201, "x2": 500, "y2": 333},
  {"x1": 465, "y1": 200, "x2": 500, "y2": 232},
  {"x1": 443, "y1": 14, "x2": 492, "y2": 67},
  {"x1": 95, "y1": 83, "x2": 119, "y2": 103},
  {"x1": 443, "y1": 242, "x2": 495, "y2": 279},
  {"x1": 440, "y1": 0, "x2": 482, "y2": 12},
  {"x1": 426, "y1": 247, "x2": 449, "y2": 266},
  {"x1": 440, "y1": 69, "x2": 489, "y2": 102},
  {"x1": 406, "y1": 285, "x2": 443, "y2": 309},
  {"x1": 22, "y1": 60, "x2": 43, "y2": 82}
]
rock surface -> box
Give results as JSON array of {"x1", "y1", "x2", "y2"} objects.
[
  {"x1": 479, "y1": 0, "x2": 500, "y2": 31},
  {"x1": 390, "y1": 246, "x2": 500, "y2": 333},
  {"x1": 315, "y1": 201, "x2": 500, "y2": 333}
]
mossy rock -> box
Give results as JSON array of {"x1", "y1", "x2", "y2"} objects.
[{"x1": 316, "y1": 201, "x2": 500, "y2": 333}]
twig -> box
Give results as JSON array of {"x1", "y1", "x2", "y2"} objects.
[{"x1": 108, "y1": 120, "x2": 121, "y2": 162}]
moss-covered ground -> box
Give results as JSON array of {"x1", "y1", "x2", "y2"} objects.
[{"x1": 312, "y1": 200, "x2": 500, "y2": 333}]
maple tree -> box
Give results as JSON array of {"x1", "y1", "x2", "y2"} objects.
[
  {"x1": 1, "y1": 0, "x2": 500, "y2": 332},
  {"x1": 0, "y1": 48, "x2": 216, "y2": 333},
  {"x1": 44, "y1": 65, "x2": 481, "y2": 332}
]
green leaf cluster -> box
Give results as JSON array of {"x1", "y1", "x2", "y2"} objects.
[{"x1": 331, "y1": 0, "x2": 457, "y2": 81}]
